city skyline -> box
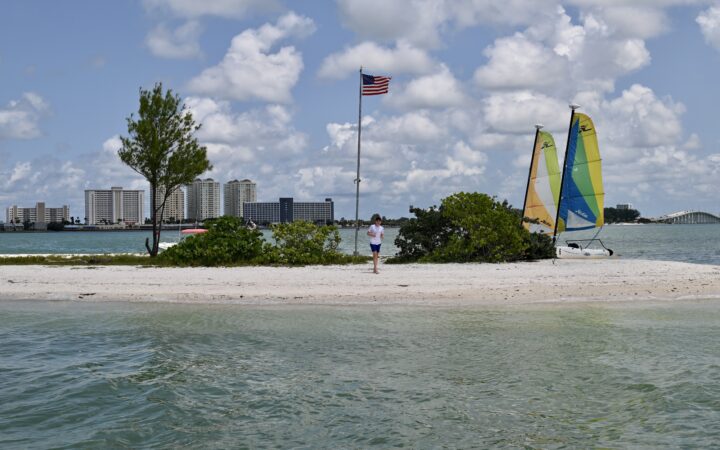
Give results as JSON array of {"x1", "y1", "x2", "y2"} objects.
[{"x1": 2, "y1": 1, "x2": 720, "y2": 219}]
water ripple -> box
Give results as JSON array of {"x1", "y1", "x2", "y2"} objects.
[{"x1": 1, "y1": 301, "x2": 720, "y2": 448}]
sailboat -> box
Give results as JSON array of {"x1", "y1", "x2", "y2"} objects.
[
  {"x1": 522, "y1": 105, "x2": 613, "y2": 258},
  {"x1": 521, "y1": 124, "x2": 561, "y2": 235}
]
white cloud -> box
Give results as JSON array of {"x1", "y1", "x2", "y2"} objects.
[
  {"x1": 600, "y1": 84, "x2": 684, "y2": 153},
  {"x1": 183, "y1": 96, "x2": 310, "y2": 186},
  {"x1": 143, "y1": 0, "x2": 279, "y2": 19},
  {"x1": 697, "y1": 6, "x2": 720, "y2": 51},
  {"x1": 474, "y1": 33, "x2": 569, "y2": 91},
  {"x1": 146, "y1": 21, "x2": 203, "y2": 59},
  {"x1": 585, "y1": 6, "x2": 669, "y2": 39},
  {"x1": 337, "y1": 0, "x2": 448, "y2": 48},
  {"x1": 483, "y1": 91, "x2": 568, "y2": 134},
  {"x1": 187, "y1": 12, "x2": 315, "y2": 102},
  {"x1": 0, "y1": 93, "x2": 49, "y2": 140},
  {"x1": 318, "y1": 41, "x2": 436, "y2": 79},
  {"x1": 387, "y1": 65, "x2": 466, "y2": 109},
  {"x1": 336, "y1": 0, "x2": 560, "y2": 49},
  {"x1": 474, "y1": 7, "x2": 651, "y2": 96}
]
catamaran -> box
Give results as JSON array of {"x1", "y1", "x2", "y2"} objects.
[{"x1": 522, "y1": 105, "x2": 613, "y2": 258}]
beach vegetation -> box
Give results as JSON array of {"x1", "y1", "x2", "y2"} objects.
[
  {"x1": 390, "y1": 192, "x2": 555, "y2": 263},
  {"x1": 261, "y1": 221, "x2": 360, "y2": 265},
  {"x1": 159, "y1": 216, "x2": 264, "y2": 266},
  {"x1": 156, "y1": 217, "x2": 366, "y2": 266},
  {"x1": 0, "y1": 254, "x2": 160, "y2": 266},
  {"x1": 604, "y1": 206, "x2": 641, "y2": 223},
  {"x1": 118, "y1": 82, "x2": 212, "y2": 257}
]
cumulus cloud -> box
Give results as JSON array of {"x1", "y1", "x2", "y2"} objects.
[
  {"x1": 319, "y1": 109, "x2": 489, "y2": 212},
  {"x1": 318, "y1": 41, "x2": 436, "y2": 79},
  {"x1": 143, "y1": 0, "x2": 279, "y2": 19},
  {"x1": 337, "y1": 0, "x2": 448, "y2": 48},
  {"x1": 337, "y1": 0, "x2": 560, "y2": 48},
  {"x1": 596, "y1": 84, "x2": 685, "y2": 159},
  {"x1": 585, "y1": 5, "x2": 669, "y2": 39},
  {"x1": 387, "y1": 65, "x2": 466, "y2": 109},
  {"x1": 0, "y1": 93, "x2": 49, "y2": 140},
  {"x1": 474, "y1": 7, "x2": 650, "y2": 97},
  {"x1": 146, "y1": 21, "x2": 203, "y2": 59},
  {"x1": 187, "y1": 12, "x2": 315, "y2": 102},
  {"x1": 474, "y1": 33, "x2": 569, "y2": 91},
  {"x1": 183, "y1": 96, "x2": 310, "y2": 186},
  {"x1": 483, "y1": 91, "x2": 568, "y2": 134},
  {"x1": 697, "y1": 6, "x2": 720, "y2": 50}
]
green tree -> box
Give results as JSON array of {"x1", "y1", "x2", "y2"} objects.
[
  {"x1": 604, "y1": 207, "x2": 641, "y2": 223},
  {"x1": 118, "y1": 83, "x2": 211, "y2": 256},
  {"x1": 160, "y1": 216, "x2": 264, "y2": 266},
  {"x1": 391, "y1": 192, "x2": 555, "y2": 263}
]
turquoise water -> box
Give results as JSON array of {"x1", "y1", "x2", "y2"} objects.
[
  {"x1": 1, "y1": 224, "x2": 720, "y2": 264},
  {"x1": 2, "y1": 301, "x2": 720, "y2": 448}
]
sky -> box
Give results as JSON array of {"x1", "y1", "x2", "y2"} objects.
[{"x1": 2, "y1": 0, "x2": 720, "y2": 221}]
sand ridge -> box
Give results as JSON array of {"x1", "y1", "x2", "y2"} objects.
[{"x1": 2, "y1": 259, "x2": 720, "y2": 306}]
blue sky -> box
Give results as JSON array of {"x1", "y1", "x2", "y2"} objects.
[{"x1": 2, "y1": 0, "x2": 720, "y2": 221}]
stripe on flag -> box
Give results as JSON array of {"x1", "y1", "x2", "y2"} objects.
[{"x1": 362, "y1": 74, "x2": 391, "y2": 96}]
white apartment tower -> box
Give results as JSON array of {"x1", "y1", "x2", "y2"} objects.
[
  {"x1": 6, "y1": 202, "x2": 70, "y2": 224},
  {"x1": 151, "y1": 186, "x2": 185, "y2": 222},
  {"x1": 85, "y1": 187, "x2": 144, "y2": 225},
  {"x1": 224, "y1": 179, "x2": 257, "y2": 218},
  {"x1": 187, "y1": 178, "x2": 220, "y2": 221}
]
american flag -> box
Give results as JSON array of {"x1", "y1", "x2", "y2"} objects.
[{"x1": 362, "y1": 74, "x2": 391, "y2": 96}]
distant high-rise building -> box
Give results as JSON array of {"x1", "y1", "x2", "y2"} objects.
[
  {"x1": 6, "y1": 202, "x2": 69, "y2": 224},
  {"x1": 616, "y1": 204, "x2": 634, "y2": 210},
  {"x1": 223, "y1": 179, "x2": 257, "y2": 218},
  {"x1": 243, "y1": 198, "x2": 334, "y2": 224},
  {"x1": 151, "y1": 186, "x2": 185, "y2": 222},
  {"x1": 187, "y1": 178, "x2": 220, "y2": 221},
  {"x1": 85, "y1": 187, "x2": 144, "y2": 225}
]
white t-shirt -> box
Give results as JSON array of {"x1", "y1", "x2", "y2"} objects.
[{"x1": 368, "y1": 224, "x2": 384, "y2": 245}]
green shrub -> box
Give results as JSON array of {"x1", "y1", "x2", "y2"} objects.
[
  {"x1": 391, "y1": 205, "x2": 450, "y2": 262},
  {"x1": 159, "y1": 216, "x2": 264, "y2": 266},
  {"x1": 524, "y1": 231, "x2": 556, "y2": 260},
  {"x1": 390, "y1": 192, "x2": 555, "y2": 263},
  {"x1": 262, "y1": 221, "x2": 349, "y2": 265}
]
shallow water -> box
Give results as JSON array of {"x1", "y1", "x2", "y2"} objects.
[{"x1": 2, "y1": 301, "x2": 719, "y2": 448}]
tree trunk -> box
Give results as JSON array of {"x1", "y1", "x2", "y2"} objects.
[{"x1": 149, "y1": 184, "x2": 159, "y2": 257}]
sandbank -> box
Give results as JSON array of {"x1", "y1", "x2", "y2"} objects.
[{"x1": 2, "y1": 259, "x2": 720, "y2": 306}]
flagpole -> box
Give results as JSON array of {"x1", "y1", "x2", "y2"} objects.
[
  {"x1": 552, "y1": 103, "x2": 579, "y2": 244},
  {"x1": 521, "y1": 124, "x2": 543, "y2": 227},
  {"x1": 353, "y1": 67, "x2": 363, "y2": 256}
]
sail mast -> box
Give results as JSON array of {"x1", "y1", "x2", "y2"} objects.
[
  {"x1": 521, "y1": 124, "x2": 543, "y2": 227},
  {"x1": 552, "y1": 103, "x2": 579, "y2": 243}
]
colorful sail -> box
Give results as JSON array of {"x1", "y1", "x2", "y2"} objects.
[
  {"x1": 523, "y1": 131, "x2": 561, "y2": 234},
  {"x1": 557, "y1": 113, "x2": 604, "y2": 232}
]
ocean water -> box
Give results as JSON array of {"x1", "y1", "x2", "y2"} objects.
[
  {"x1": 1, "y1": 301, "x2": 719, "y2": 448},
  {"x1": 1, "y1": 224, "x2": 720, "y2": 264}
]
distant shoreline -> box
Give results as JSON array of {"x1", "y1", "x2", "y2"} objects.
[{"x1": 2, "y1": 259, "x2": 720, "y2": 306}]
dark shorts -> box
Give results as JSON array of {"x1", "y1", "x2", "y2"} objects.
[{"x1": 370, "y1": 244, "x2": 381, "y2": 253}]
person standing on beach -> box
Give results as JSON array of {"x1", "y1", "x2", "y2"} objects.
[{"x1": 367, "y1": 214, "x2": 384, "y2": 274}]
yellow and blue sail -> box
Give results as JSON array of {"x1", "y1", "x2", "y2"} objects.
[
  {"x1": 523, "y1": 131, "x2": 561, "y2": 235},
  {"x1": 557, "y1": 113, "x2": 604, "y2": 232}
]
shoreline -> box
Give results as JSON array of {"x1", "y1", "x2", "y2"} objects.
[{"x1": 2, "y1": 259, "x2": 720, "y2": 306}]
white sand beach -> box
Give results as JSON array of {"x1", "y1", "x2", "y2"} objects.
[{"x1": 2, "y1": 259, "x2": 720, "y2": 306}]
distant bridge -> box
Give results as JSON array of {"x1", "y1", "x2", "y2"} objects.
[{"x1": 655, "y1": 210, "x2": 720, "y2": 224}]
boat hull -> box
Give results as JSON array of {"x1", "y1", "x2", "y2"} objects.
[{"x1": 556, "y1": 246, "x2": 612, "y2": 258}]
